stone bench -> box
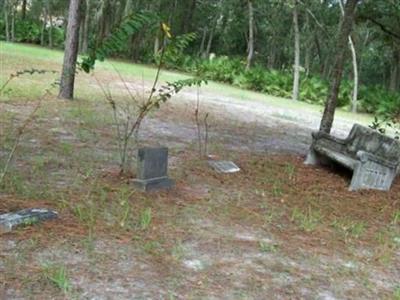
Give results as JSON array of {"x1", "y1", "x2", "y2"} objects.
[{"x1": 305, "y1": 124, "x2": 400, "y2": 191}]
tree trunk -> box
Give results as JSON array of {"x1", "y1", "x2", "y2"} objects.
[
  {"x1": 48, "y1": 1, "x2": 54, "y2": 48},
  {"x1": 10, "y1": 5, "x2": 15, "y2": 42},
  {"x1": 182, "y1": 0, "x2": 197, "y2": 34},
  {"x1": 199, "y1": 27, "x2": 207, "y2": 57},
  {"x1": 154, "y1": 34, "x2": 160, "y2": 57},
  {"x1": 292, "y1": 0, "x2": 300, "y2": 101},
  {"x1": 59, "y1": 0, "x2": 82, "y2": 100},
  {"x1": 314, "y1": 34, "x2": 323, "y2": 73},
  {"x1": 319, "y1": 0, "x2": 359, "y2": 134},
  {"x1": 389, "y1": 48, "x2": 400, "y2": 92},
  {"x1": 41, "y1": 7, "x2": 48, "y2": 46},
  {"x1": 304, "y1": 12, "x2": 311, "y2": 77},
  {"x1": 339, "y1": 0, "x2": 358, "y2": 113},
  {"x1": 21, "y1": 0, "x2": 27, "y2": 20},
  {"x1": 205, "y1": 27, "x2": 214, "y2": 59},
  {"x1": 124, "y1": 0, "x2": 133, "y2": 17},
  {"x1": 4, "y1": 0, "x2": 10, "y2": 42},
  {"x1": 268, "y1": 42, "x2": 276, "y2": 69},
  {"x1": 349, "y1": 35, "x2": 358, "y2": 113},
  {"x1": 81, "y1": 0, "x2": 90, "y2": 53},
  {"x1": 246, "y1": 0, "x2": 254, "y2": 71}
]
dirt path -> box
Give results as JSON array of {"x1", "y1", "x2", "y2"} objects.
[{"x1": 112, "y1": 80, "x2": 357, "y2": 156}]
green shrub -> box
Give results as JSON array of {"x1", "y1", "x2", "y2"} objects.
[
  {"x1": 196, "y1": 56, "x2": 243, "y2": 83},
  {"x1": 161, "y1": 53, "x2": 400, "y2": 113},
  {"x1": 15, "y1": 20, "x2": 41, "y2": 43},
  {"x1": 300, "y1": 76, "x2": 328, "y2": 105}
]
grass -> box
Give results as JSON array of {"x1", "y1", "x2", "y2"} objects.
[
  {"x1": 394, "y1": 286, "x2": 400, "y2": 300},
  {"x1": 259, "y1": 241, "x2": 278, "y2": 253},
  {"x1": 139, "y1": 207, "x2": 152, "y2": 230},
  {"x1": 0, "y1": 41, "x2": 374, "y2": 126},
  {"x1": 331, "y1": 218, "x2": 367, "y2": 241},
  {"x1": 291, "y1": 206, "x2": 323, "y2": 232},
  {"x1": 1, "y1": 41, "x2": 399, "y2": 299},
  {"x1": 42, "y1": 263, "x2": 72, "y2": 293}
]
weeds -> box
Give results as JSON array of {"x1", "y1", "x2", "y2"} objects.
[
  {"x1": 0, "y1": 69, "x2": 58, "y2": 186},
  {"x1": 117, "y1": 187, "x2": 133, "y2": 228},
  {"x1": 272, "y1": 182, "x2": 283, "y2": 198},
  {"x1": 374, "y1": 228, "x2": 398, "y2": 265},
  {"x1": 392, "y1": 210, "x2": 400, "y2": 225},
  {"x1": 291, "y1": 206, "x2": 322, "y2": 232},
  {"x1": 194, "y1": 86, "x2": 210, "y2": 158},
  {"x1": 284, "y1": 163, "x2": 296, "y2": 181},
  {"x1": 331, "y1": 218, "x2": 366, "y2": 241},
  {"x1": 171, "y1": 241, "x2": 186, "y2": 261},
  {"x1": 142, "y1": 240, "x2": 162, "y2": 255},
  {"x1": 394, "y1": 286, "x2": 400, "y2": 300},
  {"x1": 259, "y1": 241, "x2": 278, "y2": 253},
  {"x1": 139, "y1": 208, "x2": 152, "y2": 230},
  {"x1": 42, "y1": 263, "x2": 71, "y2": 293}
]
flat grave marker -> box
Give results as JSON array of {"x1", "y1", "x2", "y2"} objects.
[
  {"x1": 0, "y1": 208, "x2": 58, "y2": 233},
  {"x1": 208, "y1": 160, "x2": 240, "y2": 173}
]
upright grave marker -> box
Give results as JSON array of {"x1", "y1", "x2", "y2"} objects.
[{"x1": 133, "y1": 147, "x2": 174, "y2": 191}]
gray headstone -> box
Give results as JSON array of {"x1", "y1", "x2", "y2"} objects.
[
  {"x1": 0, "y1": 208, "x2": 58, "y2": 233},
  {"x1": 208, "y1": 160, "x2": 240, "y2": 173},
  {"x1": 133, "y1": 147, "x2": 174, "y2": 191}
]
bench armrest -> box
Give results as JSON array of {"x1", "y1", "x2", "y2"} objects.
[
  {"x1": 356, "y1": 151, "x2": 399, "y2": 169},
  {"x1": 312, "y1": 131, "x2": 347, "y2": 145}
]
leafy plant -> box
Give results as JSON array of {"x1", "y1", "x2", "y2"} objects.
[
  {"x1": 80, "y1": 11, "x2": 159, "y2": 72},
  {"x1": 89, "y1": 20, "x2": 206, "y2": 173}
]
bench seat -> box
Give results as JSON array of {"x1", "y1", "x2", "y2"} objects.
[{"x1": 305, "y1": 124, "x2": 400, "y2": 191}]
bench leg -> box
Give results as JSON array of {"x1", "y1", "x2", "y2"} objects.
[
  {"x1": 350, "y1": 161, "x2": 396, "y2": 191},
  {"x1": 304, "y1": 148, "x2": 320, "y2": 165}
]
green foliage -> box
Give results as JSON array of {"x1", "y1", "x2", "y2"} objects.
[
  {"x1": 291, "y1": 207, "x2": 322, "y2": 232},
  {"x1": 163, "y1": 32, "x2": 197, "y2": 68},
  {"x1": 42, "y1": 264, "x2": 72, "y2": 293},
  {"x1": 197, "y1": 56, "x2": 243, "y2": 84},
  {"x1": 0, "y1": 68, "x2": 58, "y2": 95},
  {"x1": 367, "y1": 89, "x2": 400, "y2": 137},
  {"x1": 165, "y1": 54, "x2": 400, "y2": 114},
  {"x1": 259, "y1": 241, "x2": 278, "y2": 253},
  {"x1": 14, "y1": 20, "x2": 42, "y2": 43},
  {"x1": 80, "y1": 11, "x2": 159, "y2": 73},
  {"x1": 139, "y1": 208, "x2": 152, "y2": 230},
  {"x1": 395, "y1": 286, "x2": 400, "y2": 300}
]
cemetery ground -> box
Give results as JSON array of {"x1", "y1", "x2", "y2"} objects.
[{"x1": 1, "y1": 43, "x2": 400, "y2": 299}]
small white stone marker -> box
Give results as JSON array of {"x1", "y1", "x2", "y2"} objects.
[
  {"x1": 208, "y1": 160, "x2": 240, "y2": 173},
  {"x1": 0, "y1": 208, "x2": 58, "y2": 233}
]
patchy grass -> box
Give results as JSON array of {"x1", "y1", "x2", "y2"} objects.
[
  {"x1": 0, "y1": 42, "x2": 373, "y2": 125},
  {"x1": 0, "y1": 42, "x2": 399, "y2": 299},
  {"x1": 41, "y1": 263, "x2": 72, "y2": 294}
]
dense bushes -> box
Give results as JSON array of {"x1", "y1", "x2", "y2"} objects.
[
  {"x1": 175, "y1": 56, "x2": 349, "y2": 106},
  {"x1": 170, "y1": 55, "x2": 400, "y2": 115},
  {"x1": 2, "y1": 19, "x2": 64, "y2": 47}
]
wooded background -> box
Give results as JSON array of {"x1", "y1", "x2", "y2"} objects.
[{"x1": 1, "y1": 0, "x2": 399, "y2": 119}]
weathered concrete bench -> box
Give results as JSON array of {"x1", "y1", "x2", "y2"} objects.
[{"x1": 305, "y1": 124, "x2": 400, "y2": 191}]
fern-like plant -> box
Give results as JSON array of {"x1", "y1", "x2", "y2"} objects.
[{"x1": 80, "y1": 11, "x2": 159, "y2": 73}]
